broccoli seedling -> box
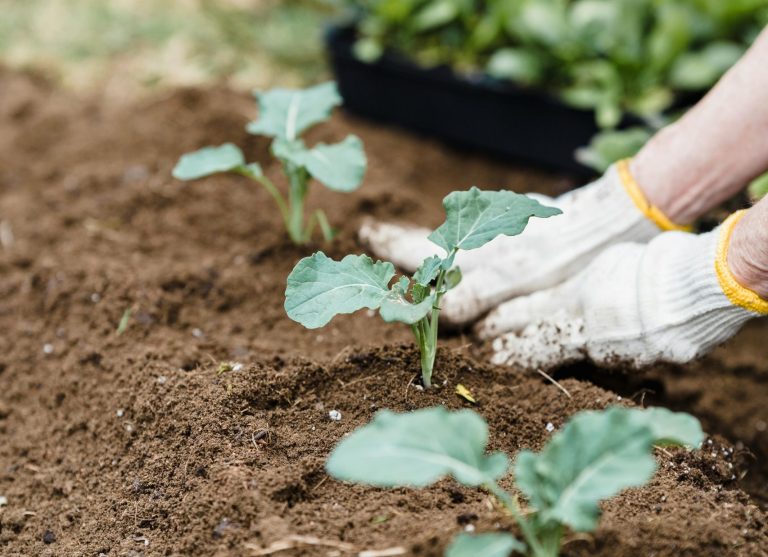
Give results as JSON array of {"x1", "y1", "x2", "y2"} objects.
[
  {"x1": 284, "y1": 187, "x2": 560, "y2": 388},
  {"x1": 172, "y1": 82, "x2": 367, "y2": 245},
  {"x1": 326, "y1": 406, "x2": 704, "y2": 557}
]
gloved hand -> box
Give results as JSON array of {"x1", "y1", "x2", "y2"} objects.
[
  {"x1": 360, "y1": 160, "x2": 688, "y2": 325},
  {"x1": 477, "y1": 211, "x2": 768, "y2": 370}
]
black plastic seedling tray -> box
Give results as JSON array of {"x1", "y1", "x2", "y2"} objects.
[{"x1": 326, "y1": 25, "x2": 614, "y2": 175}]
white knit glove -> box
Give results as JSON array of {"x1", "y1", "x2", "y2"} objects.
[
  {"x1": 360, "y1": 161, "x2": 683, "y2": 325},
  {"x1": 478, "y1": 211, "x2": 768, "y2": 370}
]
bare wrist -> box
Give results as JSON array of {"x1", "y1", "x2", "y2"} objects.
[{"x1": 728, "y1": 208, "x2": 768, "y2": 299}]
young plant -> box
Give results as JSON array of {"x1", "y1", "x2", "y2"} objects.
[
  {"x1": 326, "y1": 405, "x2": 704, "y2": 557},
  {"x1": 284, "y1": 187, "x2": 560, "y2": 388},
  {"x1": 172, "y1": 82, "x2": 367, "y2": 245}
]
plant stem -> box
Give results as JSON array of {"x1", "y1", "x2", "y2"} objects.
[
  {"x1": 286, "y1": 164, "x2": 308, "y2": 244},
  {"x1": 413, "y1": 249, "x2": 459, "y2": 389},
  {"x1": 486, "y1": 481, "x2": 549, "y2": 557}
]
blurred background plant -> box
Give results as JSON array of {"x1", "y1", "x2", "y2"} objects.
[
  {"x1": 347, "y1": 0, "x2": 768, "y2": 129},
  {"x1": 345, "y1": 0, "x2": 768, "y2": 178},
  {"x1": 0, "y1": 0, "x2": 339, "y2": 96}
]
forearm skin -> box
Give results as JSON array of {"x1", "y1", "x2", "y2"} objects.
[{"x1": 631, "y1": 26, "x2": 768, "y2": 225}]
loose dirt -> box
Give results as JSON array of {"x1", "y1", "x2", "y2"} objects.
[{"x1": 1, "y1": 68, "x2": 766, "y2": 556}]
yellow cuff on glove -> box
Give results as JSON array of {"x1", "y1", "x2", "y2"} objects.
[
  {"x1": 617, "y1": 159, "x2": 693, "y2": 233},
  {"x1": 716, "y1": 210, "x2": 768, "y2": 315}
]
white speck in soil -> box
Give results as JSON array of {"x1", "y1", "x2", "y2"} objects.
[
  {"x1": 191, "y1": 328, "x2": 203, "y2": 338},
  {"x1": 414, "y1": 384, "x2": 424, "y2": 392},
  {"x1": 0, "y1": 495, "x2": 7, "y2": 506},
  {"x1": 125, "y1": 423, "x2": 134, "y2": 433},
  {"x1": 231, "y1": 363, "x2": 243, "y2": 372},
  {"x1": 755, "y1": 420, "x2": 767, "y2": 432},
  {"x1": 545, "y1": 422, "x2": 555, "y2": 432},
  {"x1": 43, "y1": 343, "x2": 54, "y2": 355},
  {"x1": 157, "y1": 376, "x2": 167, "y2": 384},
  {"x1": 90, "y1": 293, "x2": 101, "y2": 303},
  {"x1": 315, "y1": 335, "x2": 324, "y2": 342},
  {"x1": 616, "y1": 396, "x2": 622, "y2": 400},
  {"x1": 464, "y1": 524, "x2": 476, "y2": 532},
  {"x1": 328, "y1": 410, "x2": 342, "y2": 422},
  {"x1": 116, "y1": 409, "x2": 125, "y2": 418}
]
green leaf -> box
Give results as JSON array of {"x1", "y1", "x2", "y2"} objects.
[
  {"x1": 446, "y1": 533, "x2": 525, "y2": 557},
  {"x1": 272, "y1": 136, "x2": 367, "y2": 192},
  {"x1": 240, "y1": 162, "x2": 264, "y2": 179},
  {"x1": 411, "y1": 283, "x2": 431, "y2": 304},
  {"x1": 272, "y1": 137, "x2": 306, "y2": 164},
  {"x1": 641, "y1": 407, "x2": 705, "y2": 447},
  {"x1": 487, "y1": 48, "x2": 543, "y2": 85},
  {"x1": 429, "y1": 188, "x2": 562, "y2": 253},
  {"x1": 380, "y1": 293, "x2": 434, "y2": 324},
  {"x1": 669, "y1": 42, "x2": 745, "y2": 91},
  {"x1": 326, "y1": 407, "x2": 509, "y2": 487},
  {"x1": 285, "y1": 253, "x2": 394, "y2": 329},
  {"x1": 748, "y1": 172, "x2": 768, "y2": 201},
  {"x1": 413, "y1": 255, "x2": 442, "y2": 286},
  {"x1": 575, "y1": 127, "x2": 652, "y2": 172},
  {"x1": 303, "y1": 135, "x2": 367, "y2": 192},
  {"x1": 443, "y1": 267, "x2": 462, "y2": 291},
  {"x1": 514, "y1": 407, "x2": 703, "y2": 533},
  {"x1": 246, "y1": 82, "x2": 342, "y2": 140},
  {"x1": 172, "y1": 143, "x2": 245, "y2": 180},
  {"x1": 413, "y1": 0, "x2": 458, "y2": 31}
]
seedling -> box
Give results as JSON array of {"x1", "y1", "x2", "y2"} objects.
[
  {"x1": 327, "y1": 406, "x2": 704, "y2": 557},
  {"x1": 172, "y1": 82, "x2": 367, "y2": 245},
  {"x1": 284, "y1": 188, "x2": 560, "y2": 388}
]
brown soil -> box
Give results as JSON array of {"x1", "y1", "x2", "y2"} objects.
[{"x1": 1, "y1": 68, "x2": 767, "y2": 557}]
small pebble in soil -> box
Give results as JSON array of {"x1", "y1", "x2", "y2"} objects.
[
  {"x1": 231, "y1": 362, "x2": 243, "y2": 372},
  {"x1": 191, "y1": 328, "x2": 203, "y2": 338},
  {"x1": 43, "y1": 343, "x2": 54, "y2": 355},
  {"x1": 545, "y1": 422, "x2": 555, "y2": 432},
  {"x1": 0, "y1": 495, "x2": 7, "y2": 506},
  {"x1": 463, "y1": 524, "x2": 476, "y2": 532},
  {"x1": 328, "y1": 410, "x2": 342, "y2": 422},
  {"x1": 116, "y1": 409, "x2": 125, "y2": 418},
  {"x1": 42, "y1": 530, "x2": 56, "y2": 544},
  {"x1": 90, "y1": 293, "x2": 101, "y2": 303},
  {"x1": 156, "y1": 375, "x2": 167, "y2": 384}
]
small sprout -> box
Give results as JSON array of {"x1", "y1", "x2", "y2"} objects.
[
  {"x1": 173, "y1": 82, "x2": 367, "y2": 245},
  {"x1": 116, "y1": 309, "x2": 131, "y2": 336},
  {"x1": 327, "y1": 406, "x2": 704, "y2": 557},
  {"x1": 285, "y1": 188, "x2": 560, "y2": 388}
]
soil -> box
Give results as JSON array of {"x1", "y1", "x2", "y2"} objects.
[{"x1": 1, "y1": 67, "x2": 767, "y2": 557}]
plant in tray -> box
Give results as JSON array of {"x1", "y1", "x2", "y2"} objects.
[
  {"x1": 284, "y1": 187, "x2": 560, "y2": 388},
  {"x1": 172, "y1": 82, "x2": 367, "y2": 245},
  {"x1": 327, "y1": 405, "x2": 704, "y2": 557}
]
